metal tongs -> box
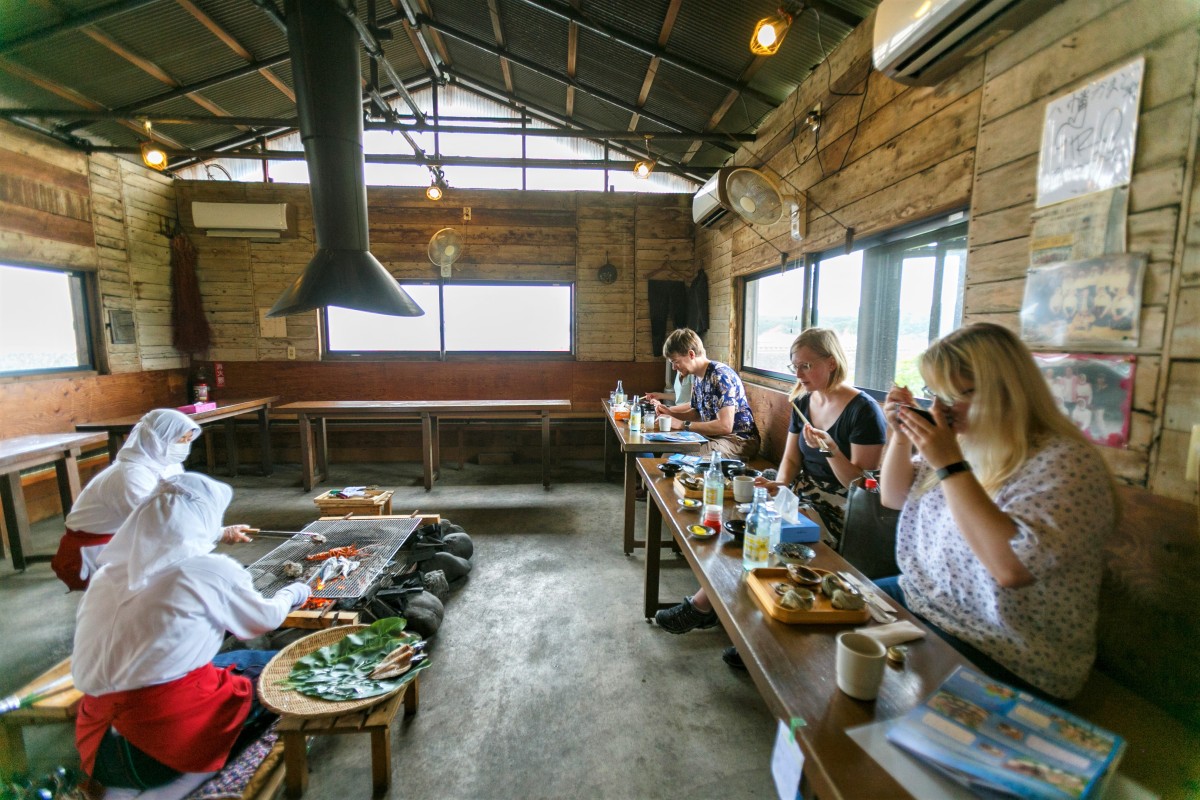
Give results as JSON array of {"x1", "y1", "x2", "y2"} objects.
[
  {"x1": 245, "y1": 528, "x2": 328, "y2": 543},
  {"x1": 837, "y1": 571, "x2": 897, "y2": 624}
]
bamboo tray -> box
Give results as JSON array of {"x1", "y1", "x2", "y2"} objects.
[
  {"x1": 258, "y1": 625, "x2": 405, "y2": 718},
  {"x1": 672, "y1": 474, "x2": 704, "y2": 499},
  {"x1": 747, "y1": 568, "x2": 871, "y2": 625}
]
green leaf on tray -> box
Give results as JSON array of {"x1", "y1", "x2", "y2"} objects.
[{"x1": 279, "y1": 617, "x2": 430, "y2": 702}]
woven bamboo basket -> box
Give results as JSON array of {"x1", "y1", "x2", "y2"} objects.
[{"x1": 258, "y1": 625, "x2": 406, "y2": 718}]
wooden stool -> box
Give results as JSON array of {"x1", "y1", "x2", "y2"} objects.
[
  {"x1": 277, "y1": 675, "x2": 419, "y2": 798},
  {"x1": 0, "y1": 658, "x2": 82, "y2": 774}
]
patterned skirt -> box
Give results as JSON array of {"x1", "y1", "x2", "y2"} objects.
[{"x1": 790, "y1": 472, "x2": 849, "y2": 548}]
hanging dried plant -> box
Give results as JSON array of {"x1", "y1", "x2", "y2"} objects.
[{"x1": 170, "y1": 231, "x2": 212, "y2": 355}]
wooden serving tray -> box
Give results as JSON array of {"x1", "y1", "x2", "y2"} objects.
[
  {"x1": 747, "y1": 568, "x2": 871, "y2": 625},
  {"x1": 673, "y1": 474, "x2": 704, "y2": 499}
]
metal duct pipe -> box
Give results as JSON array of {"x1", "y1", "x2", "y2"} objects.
[{"x1": 268, "y1": 0, "x2": 423, "y2": 318}]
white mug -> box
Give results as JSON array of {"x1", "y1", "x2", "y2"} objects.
[
  {"x1": 836, "y1": 632, "x2": 887, "y2": 700},
  {"x1": 732, "y1": 475, "x2": 756, "y2": 503},
  {"x1": 657, "y1": 416, "x2": 672, "y2": 432}
]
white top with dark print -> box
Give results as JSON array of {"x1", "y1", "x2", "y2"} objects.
[{"x1": 897, "y1": 435, "x2": 1115, "y2": 699}]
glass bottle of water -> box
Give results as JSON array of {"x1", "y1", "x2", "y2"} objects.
[
  {"x1": 743, "y1": 486, "x2": 771, "y2": 570},
  {"x1": 629, "y1": 395, "x2": 642, "y2": 432},
  {"x1": 614, "y1": 380, "x2": 625, "y2": 406},
  {"x1": 702, "y1": 450, "x2": 724, "y2": 529}
]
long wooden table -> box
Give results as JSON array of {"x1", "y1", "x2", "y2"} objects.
[
  {"x1": 0, "y1": 432, "x2": 107, "y2": 570},
  {"x1": 602, "y1": 400, "x2": 707, "y2": 555},
  {"x1": 635, "y1": 455, "x2": 969, "y2": 799},
  {"x1": 75, "y1": 396, "x2": 279, "y2": 478},
  {"x1": 275, "y1": 400, "x2": 572, "y2": 492}
]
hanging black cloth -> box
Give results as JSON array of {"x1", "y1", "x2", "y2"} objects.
[
  {"x1": 687, "y1": 270, "x2": 709, "y2": 336},
  {"x1": 648, "y1": 280, "x2": 689, "y2": 355}
]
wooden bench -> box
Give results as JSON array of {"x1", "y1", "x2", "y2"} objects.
[
  {"x1": 0, "y1": 657, "x2": 82, "y2": 775},
  {"x1": 278, "y1": 677, "x2": 418, "y2": 798}
]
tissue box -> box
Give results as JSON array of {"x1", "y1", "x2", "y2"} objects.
[
  {"x1": 176, "y1": 402, "x2": 217, "y2": 414},
  {"x1": 779, "y1": 514, "x2": 820, "y2": 544}
]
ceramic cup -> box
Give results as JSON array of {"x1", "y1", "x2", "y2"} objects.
[
  {"x1": 732, "y1": 475, "x2": 756, "y2": 503},
  {"x1": 836, "y1": 632, "x2": 887, "y2": 700},
  {"x1": 657, "y1": 416, "x2": 672, "y2": 432}
]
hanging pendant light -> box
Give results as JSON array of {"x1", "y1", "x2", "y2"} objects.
[
  {"x1": 140, "y1": 121, "x2": 168, "y2": 170},
  {"x1": 425, "y1": 166, "x2": 448, "y2": 201},
  {"x1": 750, "y1": 7, "x2": 794, "y2": 56},
  {"x1": 633, "y1": 135, "x2": 656, "y2": 179}
]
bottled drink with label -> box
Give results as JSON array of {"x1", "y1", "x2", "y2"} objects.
[
  {"x1": 743, "y1": 486, "x2": 772, "y2": 571},
  {"x1": 629, "y1": 395, "x2": 642, "y2": 432},
  {"x1": 702, "y1": 450, "x2": 724, "y2": 529},
  {"x1": 613, "y1": 380, "x2": 625, "y2": 406}
]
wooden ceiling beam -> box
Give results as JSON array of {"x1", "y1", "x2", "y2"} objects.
[
  {"x1": 0, "y1": 54, "x2": 186, "y2": 149},
  {"x1": 679, "y1": 54, "x2": 767, "y2": 165},
  {"x1": 628, "y1": 0, "x2": 680, "y2": 132},
  {"x1": 174, "y1": 0, "x2": 294, "y2": 103},
  {"x1": 412, "y1": 0, "x2": 453, "y2": 69},
  {"x1": 486, "y1": 0, "x2": 514, "y2": 95},
  {"x1": 0, "y1": 0, "x2": 161, "y2": 57},
  {"x1": 392, "y1": 0, "x2": 443, "y2": 79}
]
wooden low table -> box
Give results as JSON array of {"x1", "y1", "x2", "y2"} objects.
[
  {"x1": 75, "y1": 396, "x2": 280, "y2": 478},
  {"x1": 278, "y1": 677, "x2": 418, "y2": 798},
  {"x1": 0, "y1": 431, "x2": 107, "y2": 570},
  {"x1": 0, "y1": 657, "x2": 83, "y2": 774},
  {"x1": 602, "y1": 401, "x2": 706, "y2": 555},
  {"x1": 275, "y1": 400, "x2": 572, "y2": 492}
]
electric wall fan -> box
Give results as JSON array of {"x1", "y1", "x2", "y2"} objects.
[
  {"x1": 428, "y1": 227, "x2": 464, "y2": 277},
  {"x1": 718, "y1": 167, "x2": 804, "y2": 241}
]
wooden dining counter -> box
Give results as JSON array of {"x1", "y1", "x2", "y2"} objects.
[
  {"x1": 275, "y1": 400, "x2": 572, "y2": 492},
  {"x1": 635, "y1": 455, "x2": 968, "y2": 799}
]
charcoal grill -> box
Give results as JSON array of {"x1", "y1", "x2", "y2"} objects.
[{"x1": 248, "y1": 517, "x2": 420, "y2": 600}]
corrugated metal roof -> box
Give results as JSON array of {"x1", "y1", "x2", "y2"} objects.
[{"x1": 0, "y1": 0, "x2": 879, "y2": 176}]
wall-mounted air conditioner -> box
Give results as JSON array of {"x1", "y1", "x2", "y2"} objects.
[
  {"x1": 191, "y1": 201, "x2": 289, "y2": 238},
  {"x1": 692, "y1": 169, "x2": 730, "y2": 228},
  {"x1": 873, "y1": 0, "x2": 1061, "y2": 86}
]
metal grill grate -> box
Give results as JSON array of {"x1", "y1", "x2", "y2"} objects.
[{"x1": 248, "y1": 517, "x2": 420, "y2": 600}]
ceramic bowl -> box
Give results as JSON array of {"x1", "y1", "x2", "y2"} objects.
[
  {"x1": 677, "y1": 498, "x2": 702, "y2": 511},
  {"x1": 719, "y1": 459, "x2": 746, "y2": 479},
  {"x1": 723, "y1": 519, "x2": 746, "y2": 541},
  {"x1": 773, "y1": 542, "x2": 815, "y2": 565},
  {"x1": 726, "y1": 466, "x2": 761, "y2": 480},
  {"x1": 687, "y1": 523, "x2": 718, "y2": 539},
  {"x1": 657, "y1": 462, "x2": 683, "y2": 477}
]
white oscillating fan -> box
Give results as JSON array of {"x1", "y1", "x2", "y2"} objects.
[
  {"x1": 719, "y1": 166, "x2": 804, "y2": 241},
  {"x1": 428, "y1": 227, "x2": 464, "y2": 277}
]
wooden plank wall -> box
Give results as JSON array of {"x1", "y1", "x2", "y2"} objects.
[
  {"x1": 698, "y1": 0, "x2": 1199, "y2": 501},
  {"x1": 0, "y1": 122, "x2": 188, "y2": 437}
]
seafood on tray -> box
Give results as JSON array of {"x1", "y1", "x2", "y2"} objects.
[{"x1": 305, "y1": 545, "x2": 363, "y2": 561}]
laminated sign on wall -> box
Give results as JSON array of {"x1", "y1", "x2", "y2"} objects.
[{"x1": 1036, "y1": 58, "x2": 1144, "y2": 208}]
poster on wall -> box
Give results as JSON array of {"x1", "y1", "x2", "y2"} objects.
[
  {"x1": 1033, "y1": 353, "x2": 1134, "y2": 448},
  {"x1": 1030, "y1": 187, "x2": 1128, "y2": 266},
  {"x1": 1036, "y1": 57, "x2": 1144, "y2": 208},
  {"x1": 1019, "y1": 253, "x2": 1146, "y2": 349}
]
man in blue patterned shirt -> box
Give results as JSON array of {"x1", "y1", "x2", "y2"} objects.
[{"x1": 651, "y1": 328, "x2": 760, "y2": 461}]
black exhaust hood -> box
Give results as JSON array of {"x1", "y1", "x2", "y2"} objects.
[{"x1": 268, "y1": 0, "x2": 423, "y2": 318}]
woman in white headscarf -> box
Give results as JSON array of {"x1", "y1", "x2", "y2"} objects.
[
  {"x1": 51, "y1": 409, "x2": 250, "y2": 591},
  {"x1": 73, "y1": 473, "x2": 311, "y2": 791}
]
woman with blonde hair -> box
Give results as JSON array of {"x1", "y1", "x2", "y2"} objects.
[
  {"x1": 656, "y1": 328, "x2": 885, "y2": 670},
  {"x1": 880, "y1": 323, "x2": 1115, "y2": 701}
]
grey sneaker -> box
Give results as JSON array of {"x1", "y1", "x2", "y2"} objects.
[{"x1": 655, "y1": 596, "x2": 718, "y2": 634}]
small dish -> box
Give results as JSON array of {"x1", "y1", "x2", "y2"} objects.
[
  {"x1": 723, "y1": 519, "x2": 746, "y2": 541},
  {"x1": 657, "y1": 462, "x2": 683, "y2": 477},
  {"x1": 677, "y1": 498, "x2": 702, "y2": 511},
  {"x1": 773, "y1": 542, "x2": 815, "y2": 565},
  {"x1": 687, "y1": 524, "x2": 718, "y2": 539},
  {"x1": 727, "y1": 467, "x2": 761, "y2": 480}
]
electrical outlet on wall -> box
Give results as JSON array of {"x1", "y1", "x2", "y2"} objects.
[
  {"x1": 462, "y1": 207, "x2": 471, "y2": 221},
  {"x1": 287, "y1": 345, "x2": 296, "y2": 360}
]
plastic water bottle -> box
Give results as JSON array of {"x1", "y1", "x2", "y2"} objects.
[
  {"x1": 629, "y1": 395, "x2": 642, "y2": 432},
  {"x1": 702, "y1": 450, "x2": 724, "y2": 529},
  {"x1": 743, "y1": 486, "x2": 772, "y2": 571}
]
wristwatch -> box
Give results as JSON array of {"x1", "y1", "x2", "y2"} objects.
[
  {"x1": 683, "y1": 421, "x2": 692, "y2": 431},
  {"x1": 935, "y1": 460, "x2": 972, "y2": 481}
]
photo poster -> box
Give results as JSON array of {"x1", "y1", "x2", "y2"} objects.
[
  {"x1": 1037, "y1": 58, "x2": 1144, "y2": 208},
  {"x1": 1019, "y1": 253, "x2": 1146, "y2": 349},
  {"x1": 1033, "y1": 353, "x2": 1135, "y2": 448},
  {"x1": 1030, "y1": 187, "x2": 1128, "y2": 267}
]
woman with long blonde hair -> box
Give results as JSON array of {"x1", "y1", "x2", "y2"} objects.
[{"x1": 879, "y1": 323, "x2": 1115, "y2": 701}]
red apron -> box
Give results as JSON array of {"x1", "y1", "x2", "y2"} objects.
[
  {"x1": 76, "y1": 663, "x2": 252, "y2": 775},
  {"x1": 51, "y1": 529, "x2": 113, "y2": 591}
]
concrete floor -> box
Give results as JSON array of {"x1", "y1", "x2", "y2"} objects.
[{"x1": 0, "y1": 459, "x2": 775, "y2": 799}]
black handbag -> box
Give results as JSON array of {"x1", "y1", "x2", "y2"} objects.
[{"x1": 838, "y1": 475, "x2": 901, "y2": 579}]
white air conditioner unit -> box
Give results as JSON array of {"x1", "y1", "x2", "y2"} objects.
[
  {"x1": 873, "y1": 0, "x2": 1061, "y2": 86},
  {"x1": 191, "y1": 202, "x2": 289, "y2": 238},
  {"x1": 692, "y1": 169, "x2": 730, "y2": 228}
]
